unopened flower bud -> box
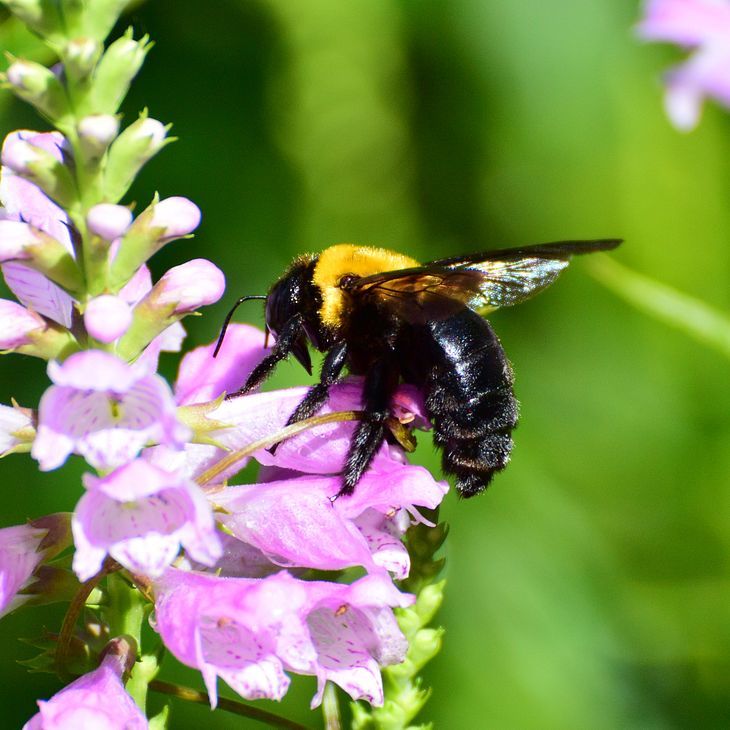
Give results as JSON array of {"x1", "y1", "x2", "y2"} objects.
[
  {"x1": 92, "y1": 29, "x2": 152, "y2": 114},
  {"x1": 104, "y1": 114, "x2": 172, "y2": 202},
  {"x1": 0, "y1": 221, "x2": 82, "y2": 294},
  {"x1": 78, "y1": 113, "x2": 119, "y2": 148},
  {"x1": 150, "y1": 196, "x2": 201, "y2": 241},
  {"x1": 87, "y1": 203, "x2": 132, "y2": 240},
  {"x1": 117, "y1": 260, "x2": 223, "y2": 361},
  {"x1": 154, "y1": 259, "x2": 225, "y2": 313},
  {"x1": 5, "y1": 59, "x2": 68, "y2": 122},
  {"x1": 63, "y1": 37, "x2": 102, "y2": 81},
  {"x1": 109, "y1": 196, "x2": 200, "y2": 290},
  {"x1": 84, "y1": 295, "x2": 132, "y2": 343},
  {"x1": 0, "y1": 133, "x2": 75, "y2": 209}
]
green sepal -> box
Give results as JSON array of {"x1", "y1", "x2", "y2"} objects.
[
  {"x1": 90, "y1": 29, "x2": 152, "y2": 115},
  {"x1": 3, "y1": 57, "x2": 69, "y2": 123},
  {"x1": 2, "y1": 0, "x2": 63, "y2": 44},
  {"x1": 104, "y1": 113, "x2": 173, "y2": 203},
  {"x1": 59, "y1": 0, "x2": 130, "y2": 43},
  {"x1": 9, "y1": 145, "x2": 77, "y2": 210},
  {"x1": 62, "y1": 37, "x2": 103, "y2": 84}
]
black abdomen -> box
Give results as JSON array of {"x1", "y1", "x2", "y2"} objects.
[{"x1": 398, "y1": 310, "x2": 518, "y2": 497}]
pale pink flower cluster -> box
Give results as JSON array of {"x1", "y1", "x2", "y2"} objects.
[{"x1": 0, "y1": 126, "x2": 448, "y2": 719}]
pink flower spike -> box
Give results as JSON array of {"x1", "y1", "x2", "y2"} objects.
[
  {"x1": 152, "y1": 258, "x2": 225, "y2": 314},
  {"x1": 0, "y1": 298, "x2": 46, "y2": 349},
  {"x1": 22, "y1": 651, "x2": 148, "y2": 730},
  {"x1": 32, "y1": 350, "x2": 190, "y2": 471},
  {"x1": 72, "y1": 460, "x2": 221, "y2": 580},
  {"x1": 84, "y1": 295, "x2": 132, "y2": 343},
  {"x1": 87, "y1": 203, "x2": 133, "y2": 240},
  {"x1": 174, "y1": 323, "x2": 267, "y2": 405},
  {"x1": 150, "y1": 196, "x2": 201, "y2": 241}
]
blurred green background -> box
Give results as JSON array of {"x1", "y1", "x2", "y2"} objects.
[{"x1": 1, "y1": 0, "x2": 730, "y2": 727}]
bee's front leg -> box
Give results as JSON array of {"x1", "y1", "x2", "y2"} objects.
[
  {"x1": 226, "y1": 314, "x2": 304, "y2": 399},
  {"x1": 268, "y1": 340, "x2": 348, "y2": 455}
]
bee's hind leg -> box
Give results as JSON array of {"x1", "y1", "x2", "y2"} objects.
[{"x1": 336, "y1": 357, "x2": 398, "y2": 499}]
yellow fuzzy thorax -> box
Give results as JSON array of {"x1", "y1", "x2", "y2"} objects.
[{"x1": 313, "y1": 244, "x2": 420, "y2": 327}]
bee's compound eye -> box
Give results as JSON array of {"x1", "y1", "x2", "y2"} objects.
[{"x1": 338, "y1": 273, "x2": 359, "y2": 290}]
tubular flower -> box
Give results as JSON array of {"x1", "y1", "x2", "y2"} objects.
[
  {"x1": 32, "y1": 350, "x2": 190, "y2": 471},
  {"x1": 153, "y1": 568, "x2": 412, "y2": 708},
  {"x1": 72, "y1": 459, "x2": 221, "y2": 581},
  {"x1": 22, "y1": 651, "x2": 147, "y2": 730}
]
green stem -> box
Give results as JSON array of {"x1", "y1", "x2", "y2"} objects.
[
  {"x1": 149, "y1": 680, "x2": 313, "y2": 730},
  {"x1": 55, "y1": 557, "x2": 118, "y2": 678},
  {"x1": 322, "y1": 682, "x2": 342, "y2": 730}
]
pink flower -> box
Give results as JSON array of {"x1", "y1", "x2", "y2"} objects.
[
  {"x1": 32, "y1": 350, "x2": 189, "y2": 471},
  {"x1": 23, "y1": 651, "x2": 147, "y2": 730},
  {"x1": 638, "y1": 0, "x2": 730, "y2": 129},
  {"x1": 174, "y1": 323, "x2": 268, "y2": 405},
  {"x1": 213, "y1": 466, "x2": 447, "y2": 579},
  {"x1": 72, "y1": 459, "x2": 221, "y2": 580},
  {"x1": 0, "y1": 515, "x2": 71, "y2": 618},
  {"x1": 153, "y1": 568, "x2": 411, "y2": 708},
  {"x1": 1, "y1": 130, "x2": 75, "y2": 327}
]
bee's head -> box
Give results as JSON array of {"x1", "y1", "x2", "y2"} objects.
[{"x1": 264, "y1": 256, "x2": 318, "y2": 374}]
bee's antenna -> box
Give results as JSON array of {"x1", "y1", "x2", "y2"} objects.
[{"x1": 213, "y1": 295, "x2": 267, "y2": 358}]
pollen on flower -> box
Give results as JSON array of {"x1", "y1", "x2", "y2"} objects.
[{"x1": 335, "y1": 604, "x2": 348, "y2": 617}]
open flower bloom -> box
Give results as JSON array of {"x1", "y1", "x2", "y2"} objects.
[
  {"x1": 638, "y1": 0, "x2": 730, "y2": 129},
  {"x1": 32, "y1": 350, "x2": 190, "y2": 471},
  {"x1": 72, "y1": 459, "x2": 221, "y2": 580},
  {"x1": 153, "y1": 568, "x2": 412, "y2": 708},
  {"x1": 23, "y1": 651, "x2": 147, "y2": 730}
]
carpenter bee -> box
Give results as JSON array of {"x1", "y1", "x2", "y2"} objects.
[{"x1": 217, "y1": 239, "x2": 621, "y2": 498}]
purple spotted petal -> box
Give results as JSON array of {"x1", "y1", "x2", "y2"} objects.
[
  {"x1": 174, "y1": 323, "x2": 268, "y2": 405},
  {"x1": 303, "y1": 572, "x2": 412, "y2": 707},
  {"x1": 1, "y1": 262, "x2": 74, "y2": 328},
  {"x1": 72, "y1": 460, "x2": 221, "y2": 580},
  {"x1": 22, "y1": 652, "x2": 147, "y2": 730},
  {"x1": 153, "y1": 569, "x2": 314, "y2": 706},
  {"x1": 32, "y1": 351, "x2": 189, "y2": 471}
]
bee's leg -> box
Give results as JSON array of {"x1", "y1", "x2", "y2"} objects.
[
  {"x1": 226, "y1": 314, "x2": 304, "y2": 399},
  {"x1": 336, "y1": 357, "x2": 397, "y2": 499},
  {"x1": 268, "y1": 340, "x2": 348, "y2": 454}
]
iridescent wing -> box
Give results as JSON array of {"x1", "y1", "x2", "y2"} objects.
[{"x1": 346, "y1": 239, "x2": 621, "y2": 322}]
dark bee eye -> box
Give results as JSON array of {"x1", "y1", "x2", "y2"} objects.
[{"x1": 338, "y1": 274, "x2": 358, "y2": 290}]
